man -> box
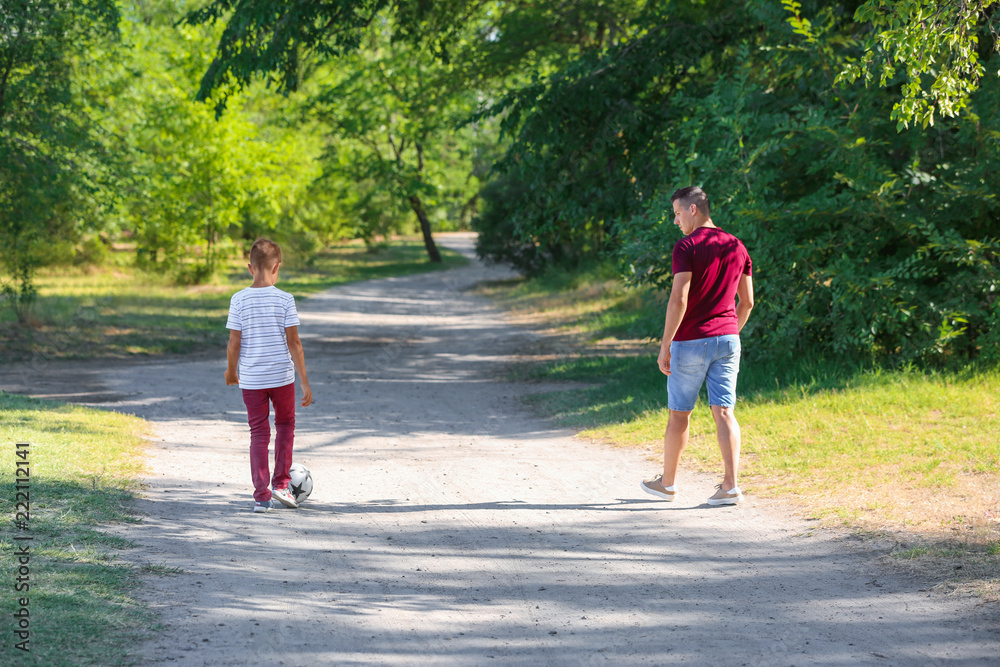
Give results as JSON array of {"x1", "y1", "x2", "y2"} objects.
[{"x1": 640, "y1": 186, "x2": 754, "y2": 505}]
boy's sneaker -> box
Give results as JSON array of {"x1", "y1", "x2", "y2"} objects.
[
  {"x1": 640, "y1": 475, "x2": 676, "y2": 501},
  {"x1": 271, "y1": 487, "x2": 298, "y2": 509},
  {"x1": 253, "y1": 500, "x2": 273, "y2": 513},
  {"x1": 707, "y1": 484, "x2": 743, "y2": 506}
]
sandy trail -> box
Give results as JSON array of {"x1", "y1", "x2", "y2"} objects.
[{"x1": 11, "y1": 233, "x2": 999, "y2": 664}]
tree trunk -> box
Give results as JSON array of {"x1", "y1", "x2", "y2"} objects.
[{"x1": 408, "y1": 194, "x2": 442, "y2": 263}]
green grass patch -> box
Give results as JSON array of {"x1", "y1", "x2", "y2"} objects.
[
  {"x1": 1, "y1": 240, "x2": 468, "y2": 362},
  {"x1": 0, "y1": 392, "x2": 153, "y2": 665}
]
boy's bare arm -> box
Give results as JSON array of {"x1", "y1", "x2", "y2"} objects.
[
  {"x1": 285, "y1": 326, "x2": 313, "y2": 407},
  {"x1": 225, "y1": 330, "x2": 241, "y2": 385}
]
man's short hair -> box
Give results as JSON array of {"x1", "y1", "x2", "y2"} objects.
[
  {"x1": 670, "y1": 186, "x2": 710, "y2": 217},
  {"x1": 249, "y1": 238, "x2": 282, "y2": 271}
]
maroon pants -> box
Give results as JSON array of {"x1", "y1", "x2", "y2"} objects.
[{"x1": 241, "y1": 383, "x2": 295, "y2": 502}]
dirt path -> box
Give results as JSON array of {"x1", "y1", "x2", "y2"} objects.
[{"x1": 12, "y1": 234, "x2": 999, "y2": 665}]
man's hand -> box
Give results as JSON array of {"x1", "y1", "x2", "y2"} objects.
[
  {"x1": 300, "y1": 382, "x2": 313, "y2": 407},
  {"x1": 657, "y1": 272, "x2": 689, "y2": 377},
  {"x1": 658, "y1": 345, "x2": 672, "y2": 376},
  {"x1": 225, "y1": 369, "x2": 239, "y2": 385}
]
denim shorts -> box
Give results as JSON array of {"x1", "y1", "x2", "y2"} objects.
[{"x1": 667, "y1": 335, "x2": 741, "y2": 411}]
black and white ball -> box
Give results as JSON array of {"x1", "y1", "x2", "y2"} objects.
[{"x1": 288, "y1": 462, "x2": 313, "y2": 503}]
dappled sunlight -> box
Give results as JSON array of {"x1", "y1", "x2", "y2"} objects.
[
  {"x1": 127, "y1": 470, "x2": 997, "y2": 664},
  {"x1": 7, "y1": 242, "x2": 997, "y2": 664}
]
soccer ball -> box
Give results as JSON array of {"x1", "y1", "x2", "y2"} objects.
[{"x1": 288, "y1": 462, "x2": 313, "y2": 504}]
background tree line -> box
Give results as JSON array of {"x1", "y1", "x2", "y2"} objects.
[
  {"x1": 2, "y1": 0, "x2": 999, "y2": 368},
  {"x1": 472, "y1": 0, "x2": 1000, "y2": 366},
  {"x1": 0, "y1": 0, "x2": 489, "y2": 316}
]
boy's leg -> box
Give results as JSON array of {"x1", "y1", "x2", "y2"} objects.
[
  {"x1": 270, "y1": 382, "x2": 296, "y2": 491},
  {"x1": 242, "y1": 388, "x2": 273, "y2": 502}
]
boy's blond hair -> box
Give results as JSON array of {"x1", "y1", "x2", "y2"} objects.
[{"x1": 249, "y1": 238, "x2": 282, "y2": 271}]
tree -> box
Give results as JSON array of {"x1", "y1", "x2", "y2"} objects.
[
  {"x1": 841, "y1": 0, "x2": 1000, "y2": 129},
  {"x1": 183, "y1": 1, "x2": 666, "y2": 264},
  {"x1": 184, "y1": 2, "x2": 497, "y2": 262},
  {"x1": 183, "y1": 0, "x2": 394, "y2": 112},
  {"x1": 309, "y1": 19, "x2": 493, "y2": 263},
  {"x1": 474, "y1": 0, "x2": 1000, "y2": 365},
  {"x1": 474, "y1": 0, "x2": 734, "y2": 272},
  {"x1": 0, "y1": 0, "x2": 120, "y2": 321},
  {"x1": 96, "y1": 1, "x2": 332, "y2": 281}
]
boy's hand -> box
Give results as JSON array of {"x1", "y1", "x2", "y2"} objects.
[
  {"x1": 300, "y1": 383, "x2": 313, "y2": 407},
  {"x1": 226, "y1": 330, "x2": 241, "y2": 386}
]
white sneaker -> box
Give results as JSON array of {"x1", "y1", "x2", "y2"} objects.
[
  {"x1": 707, "y1": 484, "x2": 742, "y2": 506},
  {"x1": 640, "y1": 475, "x2": 676, "y2": 501},
  {"x1": 271, "y1": 487, "x2": 298, "y2": 508}
]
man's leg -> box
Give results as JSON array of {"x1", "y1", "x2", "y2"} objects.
[
  {"x1": 705, "y1": 335, "x2": 742, "y2": 496},
  {"x1": 710, "y1": 405, "x2": 740, "y2": 491},
  {"x1": 642, "y1": 338, "x2": 707, "y2": 499},
  {"x1": 661, "y1": 409, "x2": 692, "y2": 487}
]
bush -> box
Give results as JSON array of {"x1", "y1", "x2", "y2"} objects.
[
  {"x1": 479, "y1": 2, "x2": 1000, "y2": 367},
  {"x1": 473, "y1": 176, "x2": 548, "y2": 275}
]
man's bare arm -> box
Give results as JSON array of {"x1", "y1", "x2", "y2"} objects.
[
  {"x1": 736, "y1": 274, "x2": 754, "y2": 333},
  {"x1": 658, "y1": 272, "x2": 692, "y2": 375}
]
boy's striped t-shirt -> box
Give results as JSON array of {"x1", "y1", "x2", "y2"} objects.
[{"x1": 226, "y1": 286, "x2": 300, "y2": 390}]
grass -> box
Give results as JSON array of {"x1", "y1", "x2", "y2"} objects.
[
  {"x1": 1, "y1": 239, "x2": 469, "y2": 362},
  {"x1": 530, "y1": 356, "x2": 1000, "y2": 531},
  {"x1": 479, "y1": 262, "x2": 1000, "y2": 598},
  {"x1": 0, "y1": 392, "x2": 161, "y2": 666}
]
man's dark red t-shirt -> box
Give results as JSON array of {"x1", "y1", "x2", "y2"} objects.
[{"x1": 671, "y1": 226, "x2": 753, "y2": 341}]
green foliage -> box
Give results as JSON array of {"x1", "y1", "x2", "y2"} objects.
[
  {"x1": 186, "y1": 1, "x2": 645, "y2": 265},
  {"x1": 841, "y1": 0, "x2": 1000, "y2": 129},
  {"x1": 183, "y1": 0, "x2": 492, "y2": 112},
  {"x1": 308, "y1": 18, "x2": 490, "y2": 262},
  {"x1": 183, "y1": 0, "x2": 392, "y2": 112},
  {"x1": 97, "y1": 3, "x2": 334, "y2": 283},
  {"x1": 5, "y1": 0, "x2": 1000, "y2": 366},
  {"x1": 1, "y1": 0, "x2": 494, "y2": 310},
  {"x1": 0, "y1": 0, "x2": 120, "y2": 322},
  {"x1": 473, "y1": 174, "x2": 552, "y2": 275},
  {"x1": 0, "y1": 0, "x2": 351, "y2": 304},
  {"x1": 471, "y1": 1, "x2": 652, "y2": 272},
  {"x1": 474, "y1": 0, "x2": 1000, "y2": 367}
]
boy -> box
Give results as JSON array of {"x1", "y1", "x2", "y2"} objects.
[{"x1": 225, "y1": 238, "x2": 313, "y2": 513}]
